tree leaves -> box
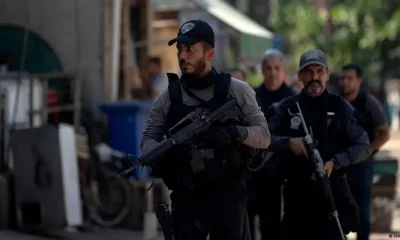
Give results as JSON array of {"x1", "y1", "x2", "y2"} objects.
[{"x1": 269, "y1": 0, "x2": 400, "y2": 80}]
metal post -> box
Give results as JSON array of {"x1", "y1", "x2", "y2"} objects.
[
  {"x1": 29, "y1": 76, "x2": 34, "y2": 127},
  {"x1": 73, "y1": 74, "x2": 81, "y2": 130},
  {"x1": 41, "y1": 77, "x2": 48, "y2": 125},
  {"x1": 103, "y1": 0, "x2": 112, "y2": 102},
  {"x1": 110, "y1": 0, "x2": 123, "y2": 101}
]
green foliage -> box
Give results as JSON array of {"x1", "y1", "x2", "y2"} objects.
[
  {"x1": 246, "y1": 72, "x2": 263, "y2": 87},
  {"x1": 269, "y1": 0, "x2": 400, "y2": 82}
]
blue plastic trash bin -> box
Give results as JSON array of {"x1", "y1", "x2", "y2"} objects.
[{"x1": 101, "y1": 100, "x2": 153, "y2": 180}]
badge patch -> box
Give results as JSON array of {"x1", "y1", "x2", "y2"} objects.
[
  {"x1": 181, "y1": 22, "x2": 195, "y2": 34},
  {"x1": 290, "y1": 116, "x2": 301, "y2": 130}
]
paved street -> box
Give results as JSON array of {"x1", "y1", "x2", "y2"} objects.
[{"x1": 2, "y1": 131, "x2": 400, "y2": 240}]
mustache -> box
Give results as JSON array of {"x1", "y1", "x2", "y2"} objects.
[
  {"x1": 179, "y1": 60, "x2": 190, "y2": 66},
  {"x1": 306, "y1": 80, "x2": 321, "y2": 86}
]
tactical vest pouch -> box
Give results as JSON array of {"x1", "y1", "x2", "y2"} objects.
[
  {"x1": 238, "y1": 144, "x2": 257, "y2": 180},
  {"x1": 192, "y1": 147, "x2": 224, "y2": 188},
  {"x1": 240, "y1": 145, "x2": 256, "y2": 167},
  {"x1": 190, "y1": 148, "x2": 214, "y2": 173}
]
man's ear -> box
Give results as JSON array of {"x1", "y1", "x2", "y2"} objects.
[{"x1": 206, "y1": 49, "x2": 215, "y2": 61}]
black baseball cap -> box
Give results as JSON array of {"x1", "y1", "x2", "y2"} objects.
[
  {"x1": 299, "y1": 49, "x2": 328, "y2": 70},
  {"x1": 168, "y1": 20, "x2": 215, "y2": 48}
]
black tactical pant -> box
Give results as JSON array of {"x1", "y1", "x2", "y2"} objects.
[
  {"x1": 281, "y1": 179, "x2": 356, "y2": 240},
  {"x1": 171, "y1": 182, "x2": 251, "y2": 240},
  {"x1": 281, "y1": 215, "x2": 345, "y2": 240},
  {"x1": 247, "y1": 172, "x2": 282, "y2": 240}
]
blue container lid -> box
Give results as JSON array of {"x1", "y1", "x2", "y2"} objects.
[{"x1": 101, "y1": 100, "x2": 153, "y2": 114}]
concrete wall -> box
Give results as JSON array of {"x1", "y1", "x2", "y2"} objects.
[{"x1": 0, "y1": 0, "x2": 104, "y2": 116}]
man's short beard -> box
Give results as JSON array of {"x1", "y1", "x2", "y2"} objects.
[
  {"x1": 305, "y1": 80, "x2": 323, "y2": 95},
  {"x1": 182, "y1": 59, "x2": 207, "y2": 77}
]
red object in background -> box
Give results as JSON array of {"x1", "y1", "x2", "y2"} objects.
[{"x1": 47, "y1": 88, "x2": 60, "y2": 124}]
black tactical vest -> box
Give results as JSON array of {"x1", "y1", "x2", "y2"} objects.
[
  {"x1": 157, "y1": 72, "x2": 248, "y2": 190},
  {"x1": 280, "y1": 93, "x2": 361, "y2": 233},
  {"x1": 279, "y1": 93, "x2": 351, "y2": 179}
]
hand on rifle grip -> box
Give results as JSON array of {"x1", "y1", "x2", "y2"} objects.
[
  {"x1": 311, "y1": 160, "x2": 335, "y2": 181},
  {"x1": 324, "y1": 160, "x2": 335, "y2": 177}
]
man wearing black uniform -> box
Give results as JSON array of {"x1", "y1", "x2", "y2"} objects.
[
  {"x1": 247, "y1": 49, "x2": 296, "y2": 240},
  {"x1": 140, "y1": 20, "x2": 270, "y2": 240},
  {"x1": 267, "y1": 50, "x2": 371, "y2": 240},
  {"x1": 340, "y1": 63, "x2": 390, "y2": 240}
]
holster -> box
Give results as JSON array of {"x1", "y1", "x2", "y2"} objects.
[{"x1": 156, "y1": 202, "x2": 174, "y2": 240}]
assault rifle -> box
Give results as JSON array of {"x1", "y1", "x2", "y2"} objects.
[
  {"x1": 287, "y1": 101, "x2": 347, "y2": 240},
  {"x1": 118, "y1": 97, "x2": 243, "y2": 178}
]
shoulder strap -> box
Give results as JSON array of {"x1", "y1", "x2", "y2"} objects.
[
  {"x1": 167, "y1": 73, "x2": 182, "y2": 103},
  {"x1": 214, "y1": 72, "x2": 231, "y2": 102}
]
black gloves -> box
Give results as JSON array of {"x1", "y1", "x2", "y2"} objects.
[{"x1": 206, "y1": 124, "x2": 240, "y2": 147}]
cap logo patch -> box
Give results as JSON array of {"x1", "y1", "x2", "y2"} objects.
[
  {"x1": 181, "y1": 22, "x2": 195, "y2": 34},
  {"x1": 304, "y1": 52, "x2": 320, "y2": 60}
]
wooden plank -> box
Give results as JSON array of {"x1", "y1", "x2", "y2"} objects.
[
  {"x1": 121, "y1": 0, "x2": 143, "y2": 100},
  {"x1": 138, "y1": 0, "x2": 149, "y2": 69}
]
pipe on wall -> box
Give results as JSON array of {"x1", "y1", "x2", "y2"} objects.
[{"x1": 110, "y1": 0, "x2": 122, "y2": 101}]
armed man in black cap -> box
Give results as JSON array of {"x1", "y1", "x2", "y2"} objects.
[
  {"x1": 267, "y1": 49, "x2": 371, "y2": 240},
  {"x1": 140, "y1": 20, "x2": 270, "y2": 240}
]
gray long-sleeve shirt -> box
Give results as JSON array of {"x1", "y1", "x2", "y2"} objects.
[
  {"x1": 268, "y1": 96, "x2": 371, "y2": 167},
  {"x1": 140, "y1": 77, "x2": 270, "y2": 153}
]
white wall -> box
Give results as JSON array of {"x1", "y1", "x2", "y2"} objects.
[{"x1": 0, "y1": 0, "x2": 104, "y2": 116}]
